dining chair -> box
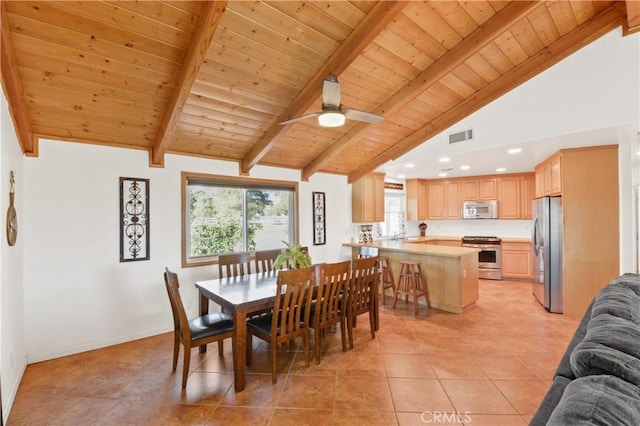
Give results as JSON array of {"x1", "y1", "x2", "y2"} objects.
[
  {"x1": 218, "y1": 252, "x2": 251, "y2": 278},
  {"x1": 310, "y1": 260, "x2": 351, "y2": 363},
  {"x1": 346, "y1": 256, "x2": 378, "y2": 349},
  {"x1": 254, "y1": 248, "x2": 282, "y2": 273},
  {"x1": 357, "y1": 246, "x2": 395, "y2": 305},
  {"x1": 163, "y1": 268, "x2": 234, "y2": 388},
  {"x1": 245, "y1": 265, "x2": 316, "y2": 384}
]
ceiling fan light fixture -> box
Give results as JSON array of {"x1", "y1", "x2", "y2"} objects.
[{"x1": 318, "y1": 111, "x2": 345, "y2": 127}]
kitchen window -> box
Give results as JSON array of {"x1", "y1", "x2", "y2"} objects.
[
  {"x1": 181, "y1": 172, "x2": 298, "y2": 267},
  {"x1": 382, "y1": 192, "x2": 406, "y2": 237}
]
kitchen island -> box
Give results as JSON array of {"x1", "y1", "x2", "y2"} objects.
[{"x1": 344, "y1": 237, "x2": 479, "y2": 314}]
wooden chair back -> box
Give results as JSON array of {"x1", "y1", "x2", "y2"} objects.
[
  {"x1": 164, "y1": 268, "x2": 189, "y2": 341},
  {"x1": 163, "y1": 267, "x2": 234, "y2": 388},
  {"x1": 254, "y1": 248, "x2": 282, "y2": 273},
  {"x1": 246, "y1": 265, "x2": 316, "y2": 383},
  {"x1": 346, "y1": 256, "x2": 379, "y2": 348},
  {"x1": 218, "y1": 252, "x2": 251, "y2": 278},
  {"x1": 312, "y1": 260, "x2": 351, "y2": 362},
  {"x1": 272, "y1": 266, "x2": 315, "y2": 343}
]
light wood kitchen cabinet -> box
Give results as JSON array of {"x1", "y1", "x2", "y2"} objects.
[
  {"x1": 534, "y1": 145, "x2": 619, "y2": 317},
  {"x1": 534, "y1": 165, "x2": 544, "y2": 198},
  {"x1": 501, "y1": 241, "x2": 532, "y2": 279},
  {"x1": 427, "y1": 181, "x2": 445, "y2": 219},
  {"x1": 536, "y1": 152, "x2": 563, "y2": 197},
  {"x1": 444, "y1": 181, "x2": 462, "y2": 219},
  {"x1": 406, "y1": 178, "x2": 428, "y2": 221},
  {"x1": 352, "y1": 172, "x2": 385, "y2": 223},
  {"x1": 497, "y1": 176, "x2": 521, "y2": 219},
  {"x1": 497, "y1": 173, "x2": 535, "y2": 220},
  {"x1": 550, "y1": 153, "x2": 562, "y2": 195},
  {"x1": 424, "y1": 172, "x2": 533, "y2": 220},
  {"x1": 462, "y1": 179, "x2": 479, "y2": 200},
  {"x1": 479, "y1": 177, "x2": 498, "y2": 199},
  {"x1": 520, "y1": 173, "x2": 535, "y2": 219},
  {"x1": 437, "y1": 239, "x2": 461, "y2": 247}
]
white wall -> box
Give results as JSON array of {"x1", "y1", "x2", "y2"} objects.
[
  {"x1": 22, "y1": 140, "x2": 351, "y2": 363},
  {"x1": 1, "y1": 93, "x2": 26, "y2": 422}
]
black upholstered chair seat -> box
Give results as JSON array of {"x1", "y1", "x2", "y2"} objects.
[
  {"x1": 189, "y1": 312, "x2": 234, "y2": 341},
  {"x1": 247, "y1": 312, "x2": 305, "y2": 336}
]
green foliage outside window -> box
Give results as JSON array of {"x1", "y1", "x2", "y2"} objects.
[{"x1": 189, "y1": 186, "x2": 278, "y2": 257}]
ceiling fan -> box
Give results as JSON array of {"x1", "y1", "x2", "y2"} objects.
[{"x1": 279, "y1": 76, "x2": 384, "y2": 128}]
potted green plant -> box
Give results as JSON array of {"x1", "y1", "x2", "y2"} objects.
[{"x1": 274, "y1": 241, "x2": 312, "y2": 270}]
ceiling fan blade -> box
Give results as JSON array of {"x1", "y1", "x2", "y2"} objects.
[
  {"x1": 279, "y1": 112, "x2": 321, "y2": 125},
  {"x1": 322, "y1": 76, "x2": 341, "y2": 108},
  {"x1": 343, "y1": 108, "x2": 384, "y2": 124}
]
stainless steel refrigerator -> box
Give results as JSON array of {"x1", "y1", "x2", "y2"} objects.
[{"x1": 532, "y1": 196, "x2": 563, "y2": 313}]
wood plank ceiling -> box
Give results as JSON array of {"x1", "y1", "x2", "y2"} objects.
[{"x1": 1, "y1": 1, "x2": 634, "y2": 183}]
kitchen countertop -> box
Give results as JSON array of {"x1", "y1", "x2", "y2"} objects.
[{"x1": 343, "y1": 238, "x2": 479, "y2": 258}]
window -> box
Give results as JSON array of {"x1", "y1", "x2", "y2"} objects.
[
  {"x1": 382, "y1": 192, "x2": 406, "y2": 237},
  {"x1": 182, "y1": 172, "x2": 298, "y2": 267}
]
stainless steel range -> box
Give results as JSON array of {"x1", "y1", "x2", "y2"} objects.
[{"x1": 461, "y1": 236, "x2": 502, "y2": 280}]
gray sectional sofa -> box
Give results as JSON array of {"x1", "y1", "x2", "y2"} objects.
[{"x1": 530, "y1": 273, "x2": 640, "y2": 425}]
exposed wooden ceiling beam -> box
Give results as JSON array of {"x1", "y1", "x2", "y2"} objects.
[
  {"x1": 1, "y1": 2, "x2": 36, "y2": 156},
  {"x1": 150, "y1": 1, "x2": 227, "y2": 167},
  {"x1": 624, "y1": 0, "x2": 640, "y2": 35},
  {"x1": 239, "y1": 1, "x2": 407, "y2": 176},
  {"x1": 302, "y1": 1, "x2": 540, "y2": 181},
  {"x1": 347, "y1": 1, "x2": 627, "y2": 184}
]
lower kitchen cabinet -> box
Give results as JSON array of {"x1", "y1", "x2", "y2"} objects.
[{"x1": 501, "y1": 241, "x2": 532, "y2": 279}]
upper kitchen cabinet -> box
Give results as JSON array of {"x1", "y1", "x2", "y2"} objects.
[
  {"x1": 479, "y1": 177, "x2": 498, "y2": 200},
  {"x1": 462, "y1": 180, "x2": 479, "y2": 200},
  {"x1": 445, "y1": 181, "x2": 462, "y2": 219},
  {"x1": 426, "y1": 180, "x2": 462, "y2": 220},
  {"x1": 466, "y1": 177, "x2": 497, "y2": 200},
  {"x1": 520, "y1": 174, "x2": 535, "y2": 219},
  {"x1": 497, "y1": 175, "x2": 521, "y2": 219},
  {"x1": 427, "y1": 181, "x2": 445, "y2": 220},
  {"x1": 406, "y1": 179, "x2": 428, "y2": 221},
  {"x1": 535, "y1": 152, "x2": 562, "y2": 197},
  {"x1": 497, "y1": 173, "x2": 535, "y2": 220},
  {"x1": 352, "y1": 172, "x2": 385, "y2": 223}
]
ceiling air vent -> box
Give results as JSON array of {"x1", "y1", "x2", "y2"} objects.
[{"x1": 449, "y1": 129, "x2": 473, "y2": 144}]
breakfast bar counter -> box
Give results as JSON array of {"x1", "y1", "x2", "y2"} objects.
[{"x1": 344, "y1": 238, "x2": 479, "y2": 313}]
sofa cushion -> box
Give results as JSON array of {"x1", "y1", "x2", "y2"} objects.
[
  {"x1": 591, "y1": 278, "x2": 640, "y2": 324},
  {"x1": 553, "y1": 299, "x2": 593, "y2": 379},
  {"x1": 570, "y1": 313, "x2": 640, "y2": 385},
  {"x1": 547, "y1": 375, "x2": 640, "y2": 426},
  {"x1": 529, "y1": 376, "x2": 572, "y2": 426}
]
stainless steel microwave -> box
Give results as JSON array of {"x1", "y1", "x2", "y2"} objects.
[{"x1": 462, "y1": 200, "x2": 498, "y2": 219}]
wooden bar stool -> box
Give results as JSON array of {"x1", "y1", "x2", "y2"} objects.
[
  {"x1": 393, "y1": 261, "x2": 430, "y2": 316},
  {"x1": 378, "y1": 256, "x2": 395, "y2": 305}
]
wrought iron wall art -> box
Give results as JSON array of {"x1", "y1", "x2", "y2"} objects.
[
  {"x1": 312, "y1": 191, "x2": 326, "y2": 246},
  {"x1": 120, "y1": 177, "x2": 150, "y2": 262}
]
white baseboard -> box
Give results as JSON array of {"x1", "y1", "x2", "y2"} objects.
[
  {"x1": 25, "y1": 326, "x2": 172, "y2": 364},
  {"x1": 3, "y1": 360, "x2": 26, "y2": 425}
]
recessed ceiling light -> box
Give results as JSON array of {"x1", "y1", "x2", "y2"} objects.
[
  {"x1": 460, "y1": 165, "x2": 470, "y2": 170},
  {"x1": 405, "y1": 163, "x2": 415, "y2": 168},
  {"x1": 438, "y1": 172, "x2": 448, "y2": 177},
  {"x1": 397, "y1": 174, "x2": 405, "y2": 179},
  {"x1": 508, "y1": 148, "x2": 522, "y2": 154},
  {"x1": 438, "y1": 157, "x2": 450, "y2": 163},
  {"x1": 496, "y1": 167, "x2": 507, "y2": 172}
]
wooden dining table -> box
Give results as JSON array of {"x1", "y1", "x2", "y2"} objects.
[
  {"x1": 195, "y1": 266, "x2": 380, "y2": 392},
  {"x1": 195, "y1": 271, "x2": 280, "y2": 392}
]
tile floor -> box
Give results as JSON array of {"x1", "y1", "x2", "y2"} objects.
[{"x1": 7, "y1": 279, "x2": 580, "y2": 425}]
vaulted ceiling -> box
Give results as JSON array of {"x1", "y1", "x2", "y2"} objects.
[{"x1": 2, "y1": 1, "x2": 638, "y2": 183}]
